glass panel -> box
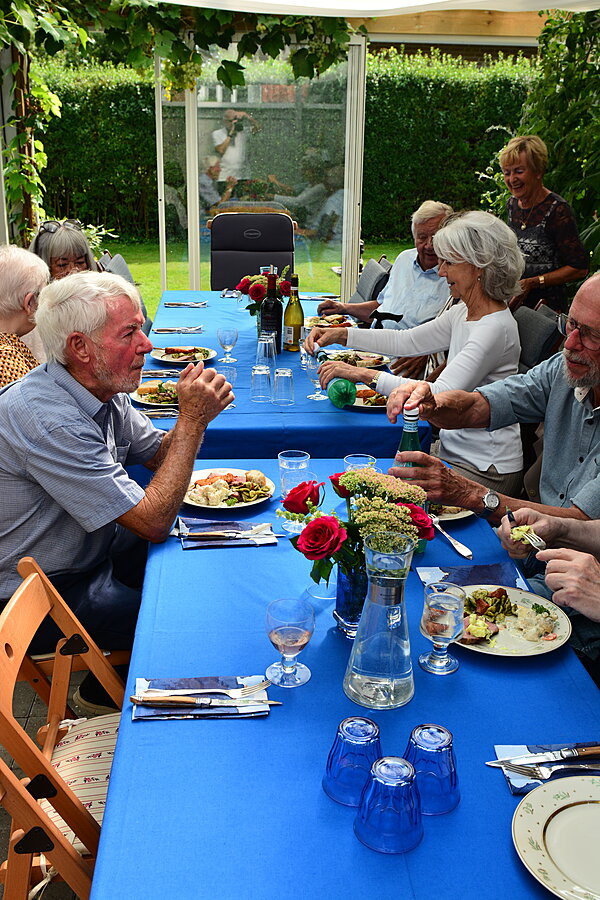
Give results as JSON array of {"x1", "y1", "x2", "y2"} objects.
[{"x1": 161, "y1": 94, "x2": 190, "y2": 289}]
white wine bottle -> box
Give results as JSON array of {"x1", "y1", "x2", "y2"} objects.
[{"x1": 283, "y1": 273, "x2": 304, "y2": 351}]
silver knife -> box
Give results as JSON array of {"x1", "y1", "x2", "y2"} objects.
[
  {"x1": 131, "y1": 694, "x2": 281, "y2": 708},
  {"x1": 486, "y1": 743, "x2": 600, "y2": 767}
]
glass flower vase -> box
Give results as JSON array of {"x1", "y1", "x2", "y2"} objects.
[
  {"x1": 343, "y1": 533, "x2": 415, "y2": 710},
  {"x1": 333, "y1": 565, "x2": 369, "y2": 639}
]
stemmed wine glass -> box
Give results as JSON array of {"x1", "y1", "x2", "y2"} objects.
[
  {"x1": 419, "y1": 582, "x2": 466, "y2": 675},
  {"x1": 217, "y1": 327, "x2": 238, "y2": 363},
  {"x1": 265, "y1": 598, "x2": 315, "y2": 687},
  {"x1": 306, "y1": 353, "x2": 327, "y2": 401}
]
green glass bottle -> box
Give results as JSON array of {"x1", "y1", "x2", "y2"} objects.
[
  {"x1": 396, "y1": 406, "x2": 421, "y2": 461},
  {"x1": 316, "y1": 351, "x2": 357, "y2": 408}
]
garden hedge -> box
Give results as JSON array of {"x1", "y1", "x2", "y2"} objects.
[{"x1": 36, "y1": 50, "x2": 536, "y2": 240}]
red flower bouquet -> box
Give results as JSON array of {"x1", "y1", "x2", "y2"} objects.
[{"x1": 236, "y1": 268, "x2": 291, "y2": 317}]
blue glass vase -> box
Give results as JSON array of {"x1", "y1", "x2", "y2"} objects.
[{"x1": 333, "y1": 565, "x2": 368, "y2": 639}]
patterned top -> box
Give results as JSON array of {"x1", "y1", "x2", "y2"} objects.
[
  {"x1": 507, "y1": 192, "x2": 588, "y2": 312},
  {"x1": 0, "y1": 333, "x2": 39, "y2": 387}
]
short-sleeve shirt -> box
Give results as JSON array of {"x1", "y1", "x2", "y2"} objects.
[
  {"x1": 477, "y1": 354, "x2": 600, "y2": 517},
  {"x1": 212, "y1": 127, "x2": 250, "y2": 181},
  {"x1": 0, "y1": 333, "x2": 39, "y2": 387},
  {"x1": 0, "y1": 361, "x2": 163, "y2": 595}
]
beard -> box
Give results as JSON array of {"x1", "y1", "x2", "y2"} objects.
[
  {"x1": 92, "y1": 351, "x2": 142, "y2": 396},
  {"x1": 562, "y1": 349, "x2": 600, "y2": 388}
]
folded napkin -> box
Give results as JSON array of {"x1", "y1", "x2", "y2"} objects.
[
  {"x1": 131, "y1": 675, "x2": 270, "y2": 720},
  {"x1": 416, "y1": 562, "x2": 529, "y2": 591},
  {"x1": 172, "y1": 516, "x2": 277, "y2": 549},
  {"x1": 494, "y1": 743, "x2": 600, "y2": 794},
  {"x1": 164, "y1": 302, "x2": 208, "y2": 308},
  {"x1": 153, "y1": 326, "x2": 204, "y2": 334}
]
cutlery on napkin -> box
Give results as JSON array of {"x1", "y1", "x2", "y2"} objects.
[
  {"x1": 488, "y1": 743, "x2": 600, "y2": 794},
  {"x1": 487, "y1": 742, "x2": 600, "y2": 768},
  {"x1": 173, "y1": 517, "x2": 278, "y2": 548},
  {"x1": 131, "y1": 695, "x2": 281, "y2": 707},
  {"x1": 131, "y1": 675, "x2": 272, "y2": 719},
  {"x1": 153, "y1": 326, "x2": 204, "y2": 334}
]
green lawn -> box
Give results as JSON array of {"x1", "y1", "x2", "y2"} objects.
[{"x1": 107, "y1": 239, "x2": 410, "y2": 320}]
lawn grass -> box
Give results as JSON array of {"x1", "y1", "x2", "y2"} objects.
[{"x1": 107, "y1": 238, "x2": 411, "y2": 320}]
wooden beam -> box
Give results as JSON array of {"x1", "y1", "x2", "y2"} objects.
[{"x1": 349, "y1": 10, "x2": 546, "y2": 38}]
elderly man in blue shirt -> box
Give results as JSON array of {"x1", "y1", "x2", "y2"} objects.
[
  {"x1": 0, "y1": 271, "x2": 232, "y2": 711},
  {"x1": 316, "y1": 200, "x2": 453, "y2": 378}
]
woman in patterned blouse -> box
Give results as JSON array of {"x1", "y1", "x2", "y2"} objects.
[{"x1": 0, "y1": 246, "x2": 49, "y2": 388}]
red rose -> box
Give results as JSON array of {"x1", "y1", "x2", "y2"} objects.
[
  {"x1": 278, "y1": 280, "x2": 291, "y2": 297},
  {"x1": 237, "y1": 277, "x2": 252, "y2": 293},
  {"x1": 248, "y1": 282, "x2": 266, "y2": 302},
  {"x1": 282, "y1": 480, "x2": 324, "y2": 514},
  {"x1": 329, "y1": 472, "x2": 352, "y2": 498},
  {"x1": 297, "y1": 516, "x2": 347, "y2": 560},
  {"x1": 398, "y1": 502, "x2": 434, "y2": 541}
]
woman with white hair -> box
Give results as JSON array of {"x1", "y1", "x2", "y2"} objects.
[
  {"x1": 307, "y1": 210, "x2": 525, "y2": 492},
  {"x1": 0, "y1": 246, "x2": 49, "y2": 387}
]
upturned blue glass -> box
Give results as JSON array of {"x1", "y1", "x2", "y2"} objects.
[{"x1": 322, "y1": 717, "x2": 382, "y2": 807}]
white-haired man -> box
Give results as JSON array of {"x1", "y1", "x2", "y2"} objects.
[
  {"x1": 0, "y1": 271, "x2": 232, "y2": 711},
  {"x1": 317, "y1": 200, "x2": 453, "y2": 377},
  {"x1": 0, "y1": 245, "x2": 49, "y2": 387}
]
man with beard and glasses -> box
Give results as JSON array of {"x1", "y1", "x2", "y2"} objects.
[
  {"x1": 384, "y1": 272, "x2": 600, "y2": 589},
  {"x1": 0, "y1": 272, "x2": 233, "y2": 713}
]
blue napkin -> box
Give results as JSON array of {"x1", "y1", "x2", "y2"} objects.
[
  {"x1": 494, "y1": 743, "x2": 600, "y2": 794},
  {"x1": 416, "y1": 561, "x2": 529, "y2": 590}
]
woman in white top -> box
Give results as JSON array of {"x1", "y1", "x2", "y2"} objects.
[{"x1": 306, "y1": 210, "x2": 525, "y2": 493}]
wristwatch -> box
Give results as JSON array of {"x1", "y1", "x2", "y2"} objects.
[
  {"x1": 368, "y1": 371, "x2": 381, "y2": 390},
  {"x1": 476, "y1": 489, "x2": 500, "y2": 519},
  {"x1": 538, "y1": 274, "x2": 545, "y2": 286}
]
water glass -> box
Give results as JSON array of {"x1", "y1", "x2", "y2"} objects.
[
  {"x1": 322, "y1": 717, "x2": 382, "y2": 807},
  {"x1": 419, "y1": 582, "x2": 466, "y2": 675},
  {"x1": 256, "y1": 334, "x2": 276, "y2": 370},
  {"x1": 219, "y1": 365, "x2": 237, "y2": 410},
  {"x1": 344, "y1": 454, "x2": 377, "y2": 471},
  {"x1": 402, "y1": 724, "x2": 460, "y2": 815},
  {"x1": 280, "y1": 469, "x2": 317, "y2": 533},
  {"x1": 250, "y1": 365, "x2": 272, "y2": 403},
  {"x1": 273, "y1": 368, "x2": 294, "y2": 406},
  {"x1": 298, "y1": 340, "x2": 309, "y2": 370},
  {"x1": 354, "y1": 757, "x2": 423, "y2": 854},
  {"x1": 278, "y1": 450, "x2": 310, "y2": 497}
]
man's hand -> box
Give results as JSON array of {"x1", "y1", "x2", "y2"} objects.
[
  {"x1": 498, "y1": 508, "x2": 565, "y2": 559},
  {"x1": 536, "y1": 548, "x2": 600, "y2": 623},
  {"x1": 304, "y1": 326, "x2": 348, "y2": 355},
  {"x1": 176, "y1": 363, "x2": 233, "y2": 426},
  {"x1": 387, "y1": 381, "x2": 436, "y2": 424},
  {"x1": 390, "y1": 355, "x2": 428, "y2": 379},
  {"x1": 388, "y1": 452, "x2": 479, "y2": 506},
  {"x1": 317, "y1": 360, "x2": 372, "y2": 389},
  {"x1": 317, "y1": 298, "x2": 346, "y2": 316}
]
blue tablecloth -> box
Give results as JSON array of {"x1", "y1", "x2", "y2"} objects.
[
  {"x1": 91, "y1": 458, "x2": 600, "y2": 900},
  {"x1": 141, "y1": 291, "x2": 430, "y2": 458}
]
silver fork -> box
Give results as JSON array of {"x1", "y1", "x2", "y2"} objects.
[
  {"x1": 502, "y1": 761, "x2": 600, "y2": 780},
  {"x1": 141, "y1": 679, "x2": 271, "y2": 700},
  {"x1": 519, "y1": 530, "x2": 547, "y2": 551}
]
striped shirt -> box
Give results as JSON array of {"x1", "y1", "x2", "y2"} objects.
[{"x1": 0, "y1": 361, "x2": 163, "y2": 595}]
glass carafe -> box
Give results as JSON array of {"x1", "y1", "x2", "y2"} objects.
[{"x1": 343, "y1": 533, "x2": 415, "y2": 710}]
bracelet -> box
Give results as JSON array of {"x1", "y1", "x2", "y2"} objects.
[{"x1": 368, "y1": 371, "x2": 381, "y2": 390}]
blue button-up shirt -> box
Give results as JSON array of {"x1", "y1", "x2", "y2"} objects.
[
  {"x1": 375, "y1": 248, "x2": 450, "y2": 330},
  {"x1": 478, "y1": 353, "x2": 600, "y2": 517},
  {"x1": 0, "y1": 362, "x2": 163, "y2": 595}
]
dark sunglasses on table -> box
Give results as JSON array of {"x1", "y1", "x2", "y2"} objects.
[
  {"x1": 556, "y1": 313, "x2": 600, "y2": 352},
  {"x1": 39, "y1": 219, "x2": 83, "y2": 235}
]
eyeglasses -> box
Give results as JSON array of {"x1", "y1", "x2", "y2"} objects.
[
  {"x1": 39, "y1": 219, "x2": 82, "y2": 235},
  {"x1": 556, "y1": 313, "x2": 600, "y2": 351}
]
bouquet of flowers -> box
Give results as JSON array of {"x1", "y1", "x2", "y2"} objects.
[
  {"x1": 236, "y1": 268, "x2": 291, "y2": 317},
  {"x1": 278, "y1": 467, "x2": 434, "y2": 584}
]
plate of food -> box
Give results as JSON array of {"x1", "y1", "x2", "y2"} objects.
[
  {"x1": 458, "y1": 585, "x2": 571, "y2": 657},
  {"x1": 130, "y1": 380, "x2": 178, "y2": 407},
  {"x1": 352, "y1": 387, "x2": 388, "y2": 410},
  {"x1": 429, "y1": 504, "x2": 474, "y2": 522},
  {"x1": 304, "y1": 314, "x2": 355, "y2": 329},
  {"x1": 321, "y1": 349, "x2": 391, "y2": 368},
  {"x1": 184, "y1": 468, "x2": 275, "y2": 509},
  {"x1": 150, "y1": 347, "x2": 217, "y2": 365}
]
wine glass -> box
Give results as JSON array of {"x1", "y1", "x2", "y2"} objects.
[
  {"x1": 419, "y1": 582, "x2": 466, "y2": 675},
  {"x1": 306, "y1": 353, "x2": 327, "y2": 401},
  {"x1": 217, "y1": 327, "x2": 238, "y2": 363},
  {"x1": 265, "y1": 598, "x2": 315, "y2": 687}
]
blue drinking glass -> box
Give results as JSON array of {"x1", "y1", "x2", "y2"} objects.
[
  {"x1": 354, "y1": 757, "x2": 423, "y2": 854},
  {"x1": 322, "y1": 717, "x2": 382, "y2": 807},
  {"x1": 403, "y1": 723, "x2": 460, "y2": 815}
]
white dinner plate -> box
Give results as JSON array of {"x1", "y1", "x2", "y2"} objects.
[
  {"x1": 304, "y1": 316, "x2": 356, "y2": 329},
  {"x1": 130, "y1": 381, "x2": 178, "y2": 407},
  {"x1": 321, "y1": 349, "x2": 391, "y2": 369},
  {"x1": 458, "y1": 585, "x2": 571, "y2": 657},
  {"x1": 432, "y1": 506, "x2": 474, "y2": 522},
  {"x1": 150, "y1": 348, "x2": 217, "y2": 366},
  {"x1": 512, "y1": 775, "x2": 600, "y2": 899},
  {"x1": 184, "y1": 468, "x2": 275, "y2": 510},
  {"x1": 352, "y1": 396, "x2": 387, "y2": 411}
]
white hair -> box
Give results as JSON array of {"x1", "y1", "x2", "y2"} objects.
[
  {"x1": 0, "y1": 246, "x2": 49, "y2": 317},
  {"x1": 433, "y1": 210, "x2": 524, "y2": 303},
  {"x1": 411, "y1": 201, "x2": 454, "y2": 237},
  {"x1": 36, "y1": 271, "x2": 141, "y2": 364}
]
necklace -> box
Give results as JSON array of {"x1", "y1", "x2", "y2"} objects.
[{"x1": 519, "y1": 187, "x2": 547, "y2": 230}]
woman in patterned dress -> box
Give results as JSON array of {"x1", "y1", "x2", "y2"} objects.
[{"x1": 0, "y1": 246, "x2": 49, "y2": 387}]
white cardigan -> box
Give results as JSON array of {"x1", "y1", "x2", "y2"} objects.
[{"x1": 346, "y1": 302, "x2": 523, "y2": 474}]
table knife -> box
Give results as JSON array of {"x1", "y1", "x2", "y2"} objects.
[
  {"x1": 130, "y1": 695, "x2": 281, "y2": 707},
  {"x1": 431, "y1": 517, "x2": 472, "y2": 559},
  {"x1": 486, "y1": 744, "x2": 600, "y2": 767}
]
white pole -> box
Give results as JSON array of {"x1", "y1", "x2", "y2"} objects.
[
  {"x1": 185, "y1": 74, "x2": 200, "y2": 290},
  {"x1": 154, "y1": 54, "x2": 167, "y2": 292},
  {"x1": 341, "y1": 34, "x2": 367, "y2": 301}
]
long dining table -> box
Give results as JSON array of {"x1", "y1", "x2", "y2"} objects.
[
  {"x1": 140, "y1": 291, "x2": 431, "y2": 458},
  {"x1": 91, "y1": 457, "x2": 600, "y2": 900}
]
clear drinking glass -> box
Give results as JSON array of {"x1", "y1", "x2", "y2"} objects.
[
  {"x1": 265, "y1": 597, "x2": 315, "y2": 688},
  {"x1": 256, "y1": 334, "x2": 276, "y2": 370},
  {"x1": 306, "y1": 353, "x2": 327, "y2": 401},
  {"x1": 277, "y1": 450, "x2": 310, "y2": 497},
  {"x1": 217, "y1": 327, "x2": 238, "y2": 363},
  {"x1": 298, "y1": 339, "x2": 309, "y2": 370},
  {"x1": 322, "y1": 717, "x2": 382, "y2": 807},
  {"x1": 219, "y1": 365, "x2": 236, "y2": 410},
  {"x1": 273, "y1": 368, "x2": 294, "y2": 406},
  {"x1": 250, "y1": 365, "x2": 272, "y2": 402},
  {"x1": 419, "y1": 582, "x2": 466, "y2": 675},
  {"x1": 344, "y1": 454, "x2": 377, "y2": 471},
  {"x1": 280, "y1": 469, "x2": 318, "y2": 534}
]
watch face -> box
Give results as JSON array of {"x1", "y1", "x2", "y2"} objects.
[{"x1": 484, "y1": 491, "x2": 500, "y2": 510}]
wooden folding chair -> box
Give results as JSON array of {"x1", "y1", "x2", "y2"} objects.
[{"x1": 0, "y1": 557, "x2": 125, "y2": 899}]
